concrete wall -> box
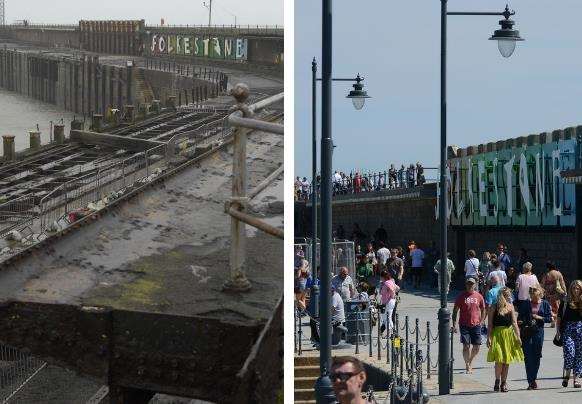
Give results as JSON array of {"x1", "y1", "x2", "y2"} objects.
[
  {"x1": 0, "y1": 48, "x2": 219, "y2": 116},
  {"x1": 0, "y1": 27, "x2": 80, "y2": 48},
  {"x1": 295, "y1": 183, "x2": 582, "y2": 287}
]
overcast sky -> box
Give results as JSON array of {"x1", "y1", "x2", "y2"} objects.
[
  {"x1": 295, "y1": 0, "x2": 582, "y2": 178},
  {"x1": 5, "y1": 0, "x2": 283, "y2": 26}
]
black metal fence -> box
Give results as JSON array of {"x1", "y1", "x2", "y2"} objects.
[
  {"x1": 295, "y1": 302, "x2": 454, "y2": 403},
  {"x1": 295, "y1": 168, "x2": 438, "y2": 201}
]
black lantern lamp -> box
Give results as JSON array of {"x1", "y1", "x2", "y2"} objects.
[
  {"x1": 346, "y1": 74, "x2": 371, "y2": 110},
  {"x1": 489, "y1": 5, "x2": 524, "y2": 58}
]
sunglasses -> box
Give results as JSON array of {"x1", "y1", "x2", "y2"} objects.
[{"x1": 330, "y1": 371, "x2": 358, "y2": 382}]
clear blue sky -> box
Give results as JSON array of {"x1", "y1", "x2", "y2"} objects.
[
  {"x1": 4, "y1": 0, "x2": 282, "y2": 26},
  {"x1": 294, "y1": 0, "x2": 582, "y2": 177}
]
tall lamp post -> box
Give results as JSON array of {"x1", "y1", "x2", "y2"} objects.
[
  {"x1": 438, "y1": 2, "x2": 523, "y2": 395},
  {"x1": 310, "y1": 58, "x2": 371, "y2": 320},
  {"x1": 313, "y1": 0, "x2": 371, "y2": 397}
]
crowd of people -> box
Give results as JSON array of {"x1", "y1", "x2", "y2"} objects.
[
  {"x1": 295, "y1": 228, "x2": 582, "y2": 396},
  {"x1": 294, "y1": 162, "x2": 428, "y2": 201}
]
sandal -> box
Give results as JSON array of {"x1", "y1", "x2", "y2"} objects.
[
  {"x1": 494, "y1": 379, "x2": 500, "y2": 392},
  {"x1": 500, "y1": 381, "x2": 508, "y2": 392},
  {"x1": 562, "y1": 376, "x2": 569, "y2": 388},
  {"x1": 574, "y1": 381, "x2": 581, "y2": 388}
]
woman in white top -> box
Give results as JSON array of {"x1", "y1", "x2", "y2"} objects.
[
  {"x1": 464, "y1": 249, "x2": 480, "y2": 279},
  {"x1": 516, "y1": 262, "x2": 539, "y2": 302}
]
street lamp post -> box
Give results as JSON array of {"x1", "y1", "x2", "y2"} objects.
[
  {"x1": 313, "y1": 0, "x2": 371, "y2": 397},
  {"x1": 438, "y1": 1, "x2": 523, "y2": 395},
  {"x1": 309, "y1": 59, "x2": 371, "y2": 323}
]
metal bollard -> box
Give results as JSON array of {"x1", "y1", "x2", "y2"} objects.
[
  {"x1": 426, "y1": 321, "x2": 431, "y2": 379},
  {"x1": 369, "y1": 305, "x2": 373, "y2": 358}
]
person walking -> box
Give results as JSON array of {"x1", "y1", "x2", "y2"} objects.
[
  {"x1": 379, "y1": 270, "x2": 399, "y2": 335},
  {"x1": 487, "y1": 259, "x2": 507, "y2": 288},
  {"x1": 479, "y1": 252, "x2": 493, "y2": 294},
  {"x1": 376, "y1": 241, "x2": 391, "y2": 267},
  {"x1": 497, "y1": 243, "x2": 511, "y2": 271},
  {"x1": 452, "y1": 277, "x2": 486, "y2": 374},
  {"x1": 556, "y1": 280, "x2": 582, "y2": 388},
  {"x1": 464, "y1": 249, "x2": 480, "y2": 280},
  {"x1": 517, "y1": 285, "x2": 552, "y2": 390},
  {"x1": 331, "y1": 267, "x2": 356, "y2": 302},
  {"x1": 486, "y1": 287, "x2": 524, "y2": 392},
  {"x1": 356, "y1": 254, "x2": 374, "y2": 285},
  {"x1": 541, "y1": 261, "x2": 567, "y2": 327},
  {"x1": 434, "y1": 252, "x2": 455, "y2": 296},
  {"x1": 409, "y1": 241, "x2": 425, "y2": 289},
  {"x1": 515, "y1": 262, "x2": 539, "y2": 309}
]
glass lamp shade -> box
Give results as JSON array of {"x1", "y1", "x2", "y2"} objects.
[
  {"x1": 497, "y1": 39, "x2": 517, "y2": 58},
  {"x1": 351, "y1": 97, "x2": 366, "y2": 110}
]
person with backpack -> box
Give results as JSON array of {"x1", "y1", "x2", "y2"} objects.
[{"x1": 517, "y1": 285, "x2": 552, "y2": 390}]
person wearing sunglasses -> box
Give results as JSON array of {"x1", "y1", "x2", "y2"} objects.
[{"x1": 330, "y1": 356, "x2": 372, "y2": 403}]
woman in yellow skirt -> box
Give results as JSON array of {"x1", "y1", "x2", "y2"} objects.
[{"x1": 487, "y1": 287, "x2": 524, "y2": 392}]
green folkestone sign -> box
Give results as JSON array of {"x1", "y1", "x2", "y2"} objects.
[{"x1": 436, "y1": 139, "x2": 577, "y2": 227}]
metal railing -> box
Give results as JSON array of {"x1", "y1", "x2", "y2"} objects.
[
  {"x1": 144, "y1": 25, "x2": 283, "y2": 35},
  {"x1": 222, "y1": 85, "x2": 283, "y2": 292},
  {"x1": 0, "y1": 344, "x2": 47, "y2": 403},
  {"x1": 295, "y1": 239, "x2": 356, "y2": 279},
  {"x1": 39, "y1": 144, "x2": 166, "y2": 233},
  {"x1": 166, "y1": 116, "x2": 229, "y2": 160},
  {"x1": 296, "y1": 168, "x2": 438, "y2": 201},
  {"x1": 0, "y1": 195, "x2": 37, "y2": 237},
  {"x1": 295, "y1": 301, "x2": 455, "y2": 401}
]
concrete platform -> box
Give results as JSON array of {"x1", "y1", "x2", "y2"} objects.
[{"x1": 0, "y1": 126, "x2": 283, "y2": 403}]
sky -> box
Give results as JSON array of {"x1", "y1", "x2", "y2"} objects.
[
  {"x1": 3, "y1": 0, "x2": 283, "y2": 26},
  {"x1": 294, "y1": 0, "x2": 582, "y2": 178}
]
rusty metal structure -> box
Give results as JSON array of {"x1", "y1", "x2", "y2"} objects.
[
  {"x1": 79, "y1": 20, "x2": 145, "y2": 56},
  {"x1": 0, "y1": 88, "x2": 283, "y2": 403}
]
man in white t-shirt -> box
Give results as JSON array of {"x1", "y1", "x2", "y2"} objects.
[
  {"x1": 464, "y1": 249, "x2": 480, "y2": 279},
  {"x1": 376, "y1": 241, "x2": 391, "y2": 266},
  {"x1": 409, "y1": 242, "x2": 425, "y2": 288}
]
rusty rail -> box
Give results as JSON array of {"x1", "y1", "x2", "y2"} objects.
[{"x1": 222, "y1": 85, "x2": 283, "y2": 292}]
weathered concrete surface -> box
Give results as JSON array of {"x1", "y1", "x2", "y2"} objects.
[{"x1": 0, "y1": 125, "x2": 283, "y2": 402}]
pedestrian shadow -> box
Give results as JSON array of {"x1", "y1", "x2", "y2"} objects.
[{"x1": 449, "y1": 390, "x2": 495, "y2": 396}]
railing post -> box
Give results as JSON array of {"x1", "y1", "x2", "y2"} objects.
[
  {"x1": 368, "y1": 305, "x2": 373, "y2": 357},
  {"x1": 450, "y1": 326, "x2": 454, "y2": 389},
  {"x1": 426, "y1": 321, "x2": 431, "y2": 379},
  {"x1": 415, "y1": 318, "x2": 420, "y2": 351},
  {"x1": 387, "y1": 314, "x2": 391, "y2": 365},
  {"x1": 405, "y1": 315, "x2": 409, "y2": 370},
  {"x1": 355, "y1": 311, "x2": 360, "y2": 355},
  {"x1": 294, "y1": 308, "x2": 298, "y2": 354},
  {"x1": 298, "y1": 311, "x2": 303, "y2": 356},
  {"x1": 223, "y1": 83, "x2": 251, "y2": 292},
  {"x1": 377, "y1": 308, "x2": 382, "y2": 360}
]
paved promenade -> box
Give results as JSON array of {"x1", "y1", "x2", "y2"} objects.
[
  {"x1": 297, "y1": 286, "x2": 582, "y2": 403},
  {"x1": 394, "y1": 287, "x2": 581, "y2": 403}
]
